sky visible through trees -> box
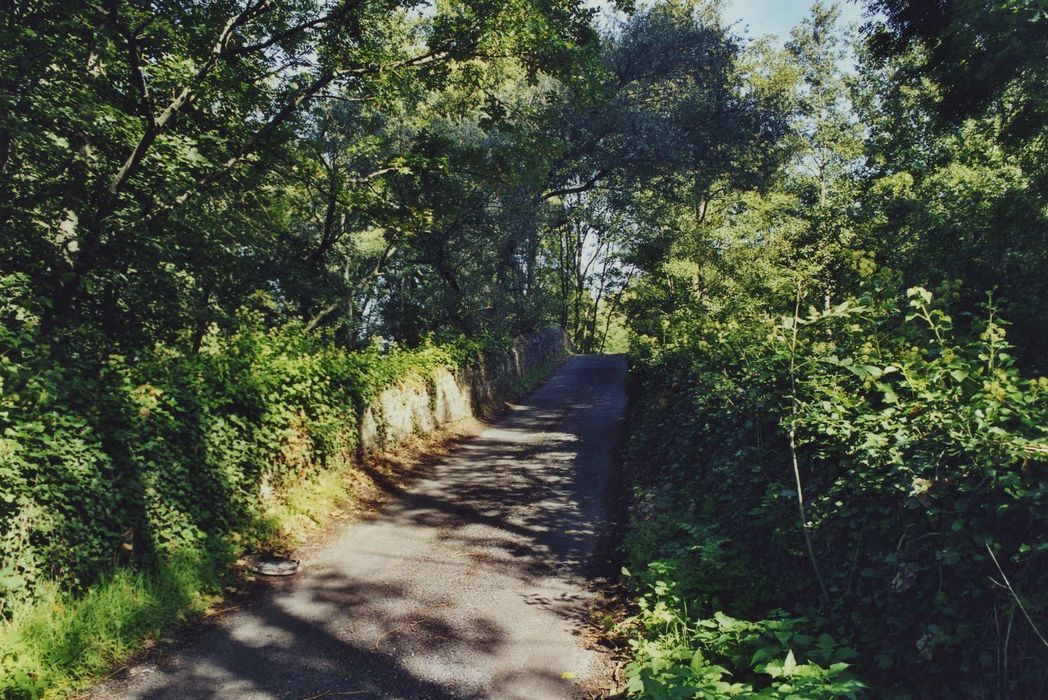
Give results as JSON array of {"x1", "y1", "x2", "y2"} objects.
[{"x1": 721, "y1": 0, "x2": 865, "y2": 43}]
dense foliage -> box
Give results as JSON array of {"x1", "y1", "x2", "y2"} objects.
[
  {"x1": 0, "y1": 269, "x2": 513, "y2": 694},
  {"x1": 0, "y1": 269, "x2": 497, "y2": 597},
  {"x1": 624, "y1": 283, "x2": 1047, "y2": 697},
  {"x1": 614, "y1": 2, "x2": 1048, "y2": 699}
]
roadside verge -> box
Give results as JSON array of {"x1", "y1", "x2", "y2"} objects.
[{"x1": 0, "y1": 328, "x2": 568, "y2": 700}]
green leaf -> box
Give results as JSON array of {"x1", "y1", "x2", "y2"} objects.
[
  {"x1": 0, "y1": 568, "x2": 25, "y2": 590},
  {"x1": 783, "y1": 649, "x2": 797, "y2": 676}
]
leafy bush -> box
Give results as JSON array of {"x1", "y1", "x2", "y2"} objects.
[
  {"x1": 624, "y1": 523, "x2": 864, "y2": 698},
  {"x1": 622, "y1": 278, "x2": 1048, "y2": 697},
  {"x1": 0, "y1": 273, "x2": 514, "y2": 696}
]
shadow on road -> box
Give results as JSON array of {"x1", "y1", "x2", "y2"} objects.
[{"x1": 93, "y1": 355, "x2": 627, "y2": 700}]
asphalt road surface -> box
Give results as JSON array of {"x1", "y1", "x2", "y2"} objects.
[{"x1": 88, "y1": 354, "x2": 628, "y2": 700}]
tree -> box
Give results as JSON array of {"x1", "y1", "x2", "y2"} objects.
[{"x1": 0, "y1": 0, "x2": 601, "y2": 352}]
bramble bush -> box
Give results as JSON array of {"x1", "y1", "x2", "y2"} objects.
[
  {"x1": 622, "y1": 276, "x2": 1048, "y2": 698},
  {"x1": 0, "y1": 272, "x2": 509, "y2": 697}
]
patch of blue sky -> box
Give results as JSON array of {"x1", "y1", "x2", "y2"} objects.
[
  {"x1": 721, "y1": 0, "x2": 868, "y2": 43},
  {"x1": 584, "y1": 0, "x2": 877, "y2": 72}
]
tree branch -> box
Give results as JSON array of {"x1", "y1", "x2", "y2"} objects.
[
  {"x1": 541, "y1": 166, "x2": 615, "y2": 200},
  {"x1": 104, "y1": 0, "x2": 275, "y2": 204},
  {"x1": 788, "y1": 279, "x2": 832, "y2": 608},
  {"x1": 105, "y1": 0, "x2": 155, "y2": 128},
  {"x1": 226, "y1": 0, "x2": 359, "y2": 56}
]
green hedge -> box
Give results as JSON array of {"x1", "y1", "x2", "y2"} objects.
[
  {"x1": 0, "y1": 273, "x2": 512, "y2": 696},
  {"x1": 622, "y1": 282, "x2": 1048, "y2": 698}
]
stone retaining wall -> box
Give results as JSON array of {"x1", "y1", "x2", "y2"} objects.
[{"x1": 358, "y1": 327, "x2": 569, "y2": 457}]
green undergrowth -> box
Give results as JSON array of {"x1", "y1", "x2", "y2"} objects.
[
  {"x1": 0, "y1": 460, "x2": 362, "y2": 699},
  {"x1": 0, "y1": 278, "x2": 540, "y2": 698},
  {"x1": 621, "y1": 519, "x2": 865, "y2": 698},
  {"x1": 1, "y1": 457, "x2": 365, "y2": 700},
  {"x1": 620, "y1": 280, "x2": 1047, "y2": 698},
  {"x1": 1, "y1": 549, "x2": 226, "y2": 699}
]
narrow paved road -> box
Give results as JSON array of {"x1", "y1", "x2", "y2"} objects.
[{"x1": 90, "y1": 355, "x2": 627, "y2": 700}]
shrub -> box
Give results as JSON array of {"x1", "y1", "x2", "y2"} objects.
[
  {"x1": 0, "y1": 273, "x2": 514, "y2": 696},
  {"x1": 622, "y1": 279, "x2": 1048, "y2": 697}
]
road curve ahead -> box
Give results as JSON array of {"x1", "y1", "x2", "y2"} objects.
[{"x1": 90, "y1": 354, "x2": 628, "y2": 700}]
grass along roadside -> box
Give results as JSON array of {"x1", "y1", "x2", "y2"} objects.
[
  {"x1": 3, "y1": 408, "x2": 510, "y2": 699},
  {"x1": 1, "y1": 332, "x2": 568, "y2": 699},
  {"x1": 0, "y1": 458, "x2": 360, "y2": 700}
]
